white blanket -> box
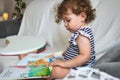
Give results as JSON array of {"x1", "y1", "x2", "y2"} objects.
[{"x1": 18, "y1": 0, "x2": 120, "y2": 60}]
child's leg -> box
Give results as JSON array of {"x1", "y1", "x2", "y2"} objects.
[
  {"x1": 18, "y1": 53, "x2": 29, "y2": 60},
  {"x1": 18, "y1": 50, "x2": 37, "y2": 60},
  {"x1": 48, "y1": 66, "x2": 70, "y2": 80}
]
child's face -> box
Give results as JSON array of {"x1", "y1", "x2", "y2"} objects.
[{"x1": 62, "y1": 9, "x2": 86, "y2": 33}]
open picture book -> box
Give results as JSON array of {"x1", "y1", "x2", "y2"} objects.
[{"x1": 0, "y1": 51, "x2": 63, "y2": 79}]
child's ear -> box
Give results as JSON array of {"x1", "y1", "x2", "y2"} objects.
[{"x1": 79, "y1": 12, "x2": 87, "y2": 22}]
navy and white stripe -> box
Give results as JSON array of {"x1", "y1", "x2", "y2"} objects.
[{"x1": 64, "y1": 26, "x2": 96, "y2": 67}]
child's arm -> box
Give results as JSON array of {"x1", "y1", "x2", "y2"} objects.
[{"x1": 51, "y1": 35, "x2": 91, "y2": 68}]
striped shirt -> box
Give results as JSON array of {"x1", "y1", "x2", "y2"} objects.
[{"x1": 64, "y1": 26, "x2": 96, "y2": 67}]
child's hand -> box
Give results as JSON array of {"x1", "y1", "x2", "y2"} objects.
[{"x1": 50, "y1": 60, "x2": 65, "y2": 67}]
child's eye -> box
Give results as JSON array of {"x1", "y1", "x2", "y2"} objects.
[
  {"x1": 64, "y1": 19, "x2": 71, "y2": 22},
  {"x1": 66, "y1": 19, "x2": 71, "y2": 22}
]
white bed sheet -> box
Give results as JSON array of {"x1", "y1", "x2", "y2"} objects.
[{"x1": 18, "y1": 0, "x2": 120, "y2": 60}]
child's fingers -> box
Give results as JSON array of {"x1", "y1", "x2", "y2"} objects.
[
  {"x1": 50, "y1": 61, "x2": 58, "y2": 66},
  {"x1": 49, "y1": 62, "x2": 55, "y2": 66}
]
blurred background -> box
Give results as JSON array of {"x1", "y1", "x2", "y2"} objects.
[{"x1": 0, "y1": 0, "x2": 33, "y2": 20}]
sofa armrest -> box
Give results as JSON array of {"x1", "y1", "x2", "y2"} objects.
[
  {"x1": 94, "y1": 62, "x2": 120, "y2": 78},
  {"x1": 95, "y1": 47, "x2": 120, "y2": 65},
  {"x1": 93, "y1": 47, "x2": 120, "y2": 78}
]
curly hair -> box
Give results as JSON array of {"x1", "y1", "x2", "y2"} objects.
[{"x1": 55, "y1": 0, "x2": 96, "y2": 24}]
